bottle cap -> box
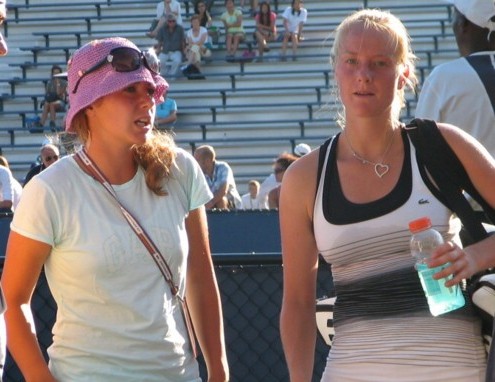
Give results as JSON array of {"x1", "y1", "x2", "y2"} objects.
[{"x1": 408, "y1": 216, "x2": 432, "y2": 233}]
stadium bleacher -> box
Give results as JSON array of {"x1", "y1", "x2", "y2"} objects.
[{"x1": 0, "y1": 0, "x2": 457, "y2": 192}]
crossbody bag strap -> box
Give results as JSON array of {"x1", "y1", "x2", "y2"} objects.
[
  {"x1": 465, "y1": 55, "x2": 495, "y2": 114},
  {"x1": 404, "y1": 118, "x2": 490, "y2": 243},
  {"x1": 74, "y1": 148, "x2": 198, "y2": 357}
]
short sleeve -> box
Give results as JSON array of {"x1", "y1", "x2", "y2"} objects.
[
  {"x1": 301, "y1": 8, "x2": 308, "y2": 23},
  {"x1": 173, "y1": 148, "x2": 212, "y2": 211},
  {"x1": 11, "y1": 176, "x2": 59, "y2": 246}
]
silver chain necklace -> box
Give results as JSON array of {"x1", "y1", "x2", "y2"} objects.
[{"x1": 344, "y1": 128, "x2": 396, "y2": 178}]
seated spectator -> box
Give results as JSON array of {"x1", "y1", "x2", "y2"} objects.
[
  {"x1": 195, "y1": 0, "x2": 219, "y2": 45},
  {"x1": 0, "y1": 0, "x2": 7, "y2": 56},
  {"x1": 195, "y1": 0, "x2": 212, "y2": 28},
  {"x1": 0, "y1": 156, "x2": 22, "y2": 211},
  {"x1": 36, "y1": 65, "x2": 68, "y2": 131},
  {"x1": 23, "y1": 143, "x2": 60, "y2": 186},
  {"x1": 195, "y1": 0, "x2": 215, "y2": 13},
  {"x1": 268, "y1": 153, "x2": 298, "y2": 209},
  {"x1": 0, "y1": 161, "x2": 20, "y2": 213},
  {"x1": 156, "y1": 14, "x2": 187, "y2": 79},
  {"x1": 155, "y1": 95, "x2": 178, "y2": 129},
  {"x1": 193, "y1": 145, "x2": 242, "y2": 210},
  {"x1": 221, "y1": 0, "x2": 245, "y2": 60},
  {"x1": 281, "y1": 0, "x2": 308, "y2": 60},
  {"x1": 254, "y1": 1, "x2": 277, "y2": 60},
  {"x1": 147, "y1": 0, "x2": 183, "y2": 38},
  {"x1": 240, "y1": 0, "x2": 258, "y2": 17},
  {"x1": 186, "y1": 15, "x2": 211, "y2": 73},
  {"x1": 241, "y1": 180, "x2": 264, "y2": 210},
  {"x1": 258, "y1": 143, "x2": 310, "y2": 207}
]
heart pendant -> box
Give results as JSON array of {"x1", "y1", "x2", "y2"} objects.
[{"x1": 374, "y1": 163, "x2": 389, "y2": 178}]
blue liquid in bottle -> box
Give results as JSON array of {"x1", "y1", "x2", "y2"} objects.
[{"x1": 409, "y1": 217, "x2": 465, "y2": 316}]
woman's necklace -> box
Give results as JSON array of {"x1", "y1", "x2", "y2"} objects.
[{"x1": 344, "y1": 128, "x2": 396, "y2": 178}]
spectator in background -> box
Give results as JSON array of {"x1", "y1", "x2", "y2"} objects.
[
  {"x1": 239, "y1": 0, "x2": 258, "y2": 17},
  {"x1": 254, "y1": 1, "x2": 277, "y2": 60},
  {"x1": 258, "y1": 143, "x2": 311, "y2": 208},
  {"x1": 415, "y1": 0, "x2": 495, "y2": 157},
  {"x1": 36, "y1": 65, "x2": 67, "y2": 132},
  {"x1": 147, "y1": 0, "x2": 183, "y2": 38},
  {"x1": 156, "y1": 13, "x2": 186, "y2": 79},
  {"x1": 241, "y1": 179, "x2": 263, "y2": 209},
  {"x1": 194, "y1": 145, "x2": 242, "y2": 210},
  {"x1": 185, "y1": 14, "x2": 211, "y2": 73},
  {"x1": 155, "y1": 95, "x2": 178, "y2": 129},
  {"x1": 195, "y1": 0, "x2": 219, "y2": 46},
  {"x1": 281, "y1": 0, "x2": 307, "y2": 60},
  {"x1": 0, "y1": 0, "x2": 7, "y2": 56},
  {"x1": 221, "y1": 0, "x2": 245, "y2": 60},
  {"x1": 196, "y1": 0, "x2": 215, "y2": 13},
  {"x1": 0, "y1": 160, "x2": 15, "y2": 213},
  {"x1": 267, "y1": 153, "x2": 298, "y2": 209},
  {"x1": 195, "y1": 0, "x2": 212, "y2": 28},
  {"x1": 0, "y1": 155, "x2": 22, "y2": 211},
  {"x1": 23, "y1": 143, "x2": 60, "y2": 186}
]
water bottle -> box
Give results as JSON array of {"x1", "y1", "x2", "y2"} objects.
[{"x1": 409, "y1": 217, "x2": 465, "y2": 316}]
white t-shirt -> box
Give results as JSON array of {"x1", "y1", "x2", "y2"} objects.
[
  {"x1": 12, "y1": 148, "x2": 211, "y2": 381},
  {"x1": 240, "y1": 193, "x2": 263, "y2": 210},
  {"x1": 282, "y1": 6, "x2": 307, "y2": 33},
  {"x1": 156, "y1": 0, "x2": 183, "y2": 25},
  {"x1": 0, "y1": 166, "x2": 13, "y2": 207},
  {"x1": 415, "y1": 52, "x2": 495, "y2": 157},
  {"x1": 187, "y1": 26, "x2": 208, "y2": 45}
]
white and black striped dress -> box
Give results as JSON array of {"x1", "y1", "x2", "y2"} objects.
[{"x1": 314, "y1": 131, "x2": 486, "y2": 381}]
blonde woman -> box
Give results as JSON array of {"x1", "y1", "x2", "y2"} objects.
[{"x1": 280, "y1": 9, "x2": 494, "y2": 381}]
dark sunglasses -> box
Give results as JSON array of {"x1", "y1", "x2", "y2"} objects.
[
  {"x1": 274, "y1": 167, "x2": 285, "y2": 174},
  {"x1": 44, "y1": 155, "x2": 59, "y2": 162},
  {"x1": 72, "y1": 47, "x2": 161, "y2": 94}
]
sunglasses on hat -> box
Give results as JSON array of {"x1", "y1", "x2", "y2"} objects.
[{"x1": 72, "y1": 47, "x2": 161, "y2": 94}]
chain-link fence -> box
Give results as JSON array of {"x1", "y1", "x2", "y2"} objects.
[{"x1": 2, "y1": 255, "x2": 334, "y2": 382}]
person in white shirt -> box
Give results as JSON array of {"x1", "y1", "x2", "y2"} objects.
[
  {"x1": 415, "y1": 0, "x2": 495, "y2": 157},
  {"x1": 0, "y1": 156, "x2": 22, "y2": 211},
  {"x1": 281, "y1": 0, "x2": 307, "y2": 59},
  {"x1": 241, "y1": 180, "x2": 263, "y2": 210},
  {"x1": 147, "y1": 0, "x2": 183, "y2": 38}
]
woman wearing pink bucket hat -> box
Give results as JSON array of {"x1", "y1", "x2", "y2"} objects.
[{"x1": 1, "y1": 37, "x2": 229, "y2": 381}]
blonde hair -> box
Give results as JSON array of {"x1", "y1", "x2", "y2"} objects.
[
  {"x1": 331, "y1": 9, "x2": 418, "y2": 124},
  {"x1": 72, "y1": 112, "x2": 176, "y2": 196}
]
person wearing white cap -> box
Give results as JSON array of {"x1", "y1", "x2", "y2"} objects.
[
  {"x1": 294, "y1": 142, "x2": 311, "y2": 157},
  {"x1": 416, "y1": 0, "x2": 495, "y2": 157}
]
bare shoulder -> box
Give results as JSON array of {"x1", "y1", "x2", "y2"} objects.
[
  {"x1": 280, "y1": 148, "x2": 320, "y2": 217},
  {"x1": 436, "y1": 122, "x2": 494, "y2": 164}
]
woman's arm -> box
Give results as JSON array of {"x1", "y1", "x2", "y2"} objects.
[
  {"x1": 185, "y1": 207, "x2": 229, "y2": 382},
  {"x1": 279, "y1": 152, "x2": 319, "y2": 382},
  {"x1": 1, "y1": 232, "x2": 56, "y2": 382},
  {"x1": 429, "y1": 123, "x2": 495, "y2": 284}
]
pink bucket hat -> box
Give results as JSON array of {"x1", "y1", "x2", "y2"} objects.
[{"x1": 65, "y1": 37, "x2": 169, "y2": 132}]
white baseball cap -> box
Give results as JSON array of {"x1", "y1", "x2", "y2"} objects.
[
  {"x1": 294, "y1": 143, "x2": 311, "y2": 157},
  {"x1": 446, "y1": 0, "x2": 495, "y2": 31}
]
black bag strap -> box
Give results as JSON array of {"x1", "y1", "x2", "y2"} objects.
[
  {"x1": 405, "y1": 118, "x2": 495, "y2": 243},
  {"x1": 465, "y1": 55, "x2": 495, "y2": 115}
]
